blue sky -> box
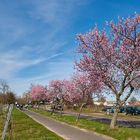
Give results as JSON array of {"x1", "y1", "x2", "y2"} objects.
[{"x1": 0, "y1": 0, "x2": 140, "y2": 95}]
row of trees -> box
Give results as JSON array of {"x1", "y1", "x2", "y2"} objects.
[
  {"x1": 0, "y1": 79, "x2": 16, "y2": 105},
  {"x1": 30, "y1": 73, "x2": 102, "y2": 108},
  {"x1": 29, "y1": 14, "x2": 140, "y2": 129},
  {"x1": 0, "y1": 92, "x2": 16, "y2": 105}
]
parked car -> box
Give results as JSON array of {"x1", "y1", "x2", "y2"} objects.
[
  {"x1": 102, "y1": 107, "x2": 126, "y2": 113},
  {"x1": 55, "y1": 105, "x2": 63, "y2": 111},
  {"x1": 51, "y1": 104, "x2": 63, "y2": 111},
  {"x1": 125, "y1": 106, "x2": 140, "y2": 115},
  {"x1": 102, "y1": 107, "x2": 114, "y2": 113},
  {"x1": 119, "y1": 107, "x2": 126, "y2": 113}
]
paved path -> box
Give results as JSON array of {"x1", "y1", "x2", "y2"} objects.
[{"x1": 23, "y1": 110, "x2": 114, "y2": 140}]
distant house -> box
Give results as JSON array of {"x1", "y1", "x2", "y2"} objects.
[
  {"x1": 94, "y1": 101, "x2": 116, "y2": 107},
  {"x1": 135, "y1": 101, "x2": 140, "y2": 106},
  {"x1": 103, "y1": 101, "x2": 116, "y2": 107},
  {"x1": 128, "y1": 101, "x2": 140, "y2": 106},
  {"x1": 94, "y1": 101, "x2": 102, "y2": 106}
]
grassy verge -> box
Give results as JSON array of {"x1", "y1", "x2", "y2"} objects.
[
  {"x1": 30, "y1": 108, "x2": 140, "y2": 140},
  {"x1": 0, "y1": 106, "x2": 8, "y2": 138},
  {"x1": 0, "y1": 112, "x2": 5, "y2": 138},
  {"x1": 0, "y1": 108, "x2": 64, "y2": 140}
]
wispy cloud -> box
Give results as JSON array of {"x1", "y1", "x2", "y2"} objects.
[
  {"x1": 0, "y1": 46, "x2": 66, "y2": 77},
  {"x1": 0, "y1": 51, "x2": 45, "y2": 78},
  {"x1": 28, "y1": 0, "x2": 77, "y2": 25}
]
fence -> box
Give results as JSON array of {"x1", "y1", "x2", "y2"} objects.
[{"x1": 2, "y1": 104, "x2": 13, "y2": 140}]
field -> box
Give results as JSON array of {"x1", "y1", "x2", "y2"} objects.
[{"x1": 0, "y1": 107, "x2": 63, "y2": 140}]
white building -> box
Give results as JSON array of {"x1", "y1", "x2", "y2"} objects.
[{"x1": 94, "y1": 101, "x2": 116, "y2": 107}]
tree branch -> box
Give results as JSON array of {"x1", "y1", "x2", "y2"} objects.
[
  {"x1": 124, "y1": 74, "x2": 140, "y2": 89},
  {"x1": 121, "y1": 85, "x2": 134, "y2": 106}
]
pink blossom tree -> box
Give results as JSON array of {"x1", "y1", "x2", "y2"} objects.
[
  {"x1": 62, "y1": 80, "x2": 82, "y2": 107},
  {"x1": 71, "y1": 73, "x2": 101, "y2": 121},
  {"x1": 48, "y1": 80, "x2": 64, "y2": 98},
  {"x1": 76, "y1": 14, "x2": 140, "y2": 128},
  {"x1": 48, "y1": 80, "x2": 64, "y2": 114},
  {"x1": 30, "y1": 85, "x2": 48, "y2": 103}
]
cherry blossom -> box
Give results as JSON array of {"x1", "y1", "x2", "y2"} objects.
[{"x1": 76, "y1": 14, "x2": 140, "y2": 128}]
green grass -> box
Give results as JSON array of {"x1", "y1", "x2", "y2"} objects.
[
  {"x1": 0, "y1": 108, "x2": 64, "y2": 140},
  {"x1": 0, "y1": 108, "x2": 8, "y2": 138},
  {"x1": 31, "y1": 108, "x2": 140, "y2": 140},
  {"x1": 0, "y1": 112, "x2": 5, "y2": 138}
]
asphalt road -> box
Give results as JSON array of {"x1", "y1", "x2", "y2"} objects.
[
  {"x1": 23, "y1": 110, "x2": 114, "y2": 140},
  {"x1": 55, "y1": 110, "x2": 140, "y2": 128}
]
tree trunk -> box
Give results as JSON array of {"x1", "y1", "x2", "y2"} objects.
[
  {"x1": 60, "y1": 104, "x2": 64, "y2": 116},
  {"x1": 60, "y1": 107, "x2": 63, "y2": 116},
  {"x1": 76, "y1": 103, "x2": 85, "y2": 122},
  {"x1": 51, "y1": 104, "x2": 55, "y2": 115},
  {"x1": 87, "y1": 94, "x2": 94, "y2": 108},
  {"x1": 59, "y1": 99, "x2": 64, "y2": 116},
  {"x1": 110, "y1": 109, "x2": 119, "y2": 129}
]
